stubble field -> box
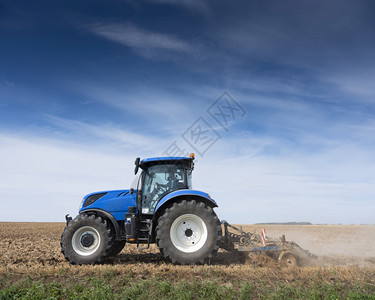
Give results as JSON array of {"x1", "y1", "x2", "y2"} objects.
[{"x1": 1, "y1": 222, "x2": 375, "y2": 299}]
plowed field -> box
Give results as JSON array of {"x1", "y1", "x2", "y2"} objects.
[
  {"x1": 1, "y1": 222, "x2": 374, "y2": 271},
  {"x1": 1, "y1": 222, "x2": 375, "y2": 298}
]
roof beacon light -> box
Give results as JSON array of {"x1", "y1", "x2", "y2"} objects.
[{"x1": 190, "y1": 153, "x2": 195, "y2": 160}]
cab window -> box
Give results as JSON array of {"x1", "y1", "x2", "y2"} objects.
[{"x1": 141, "y1": 164, "x2": 187, "y2": 214}]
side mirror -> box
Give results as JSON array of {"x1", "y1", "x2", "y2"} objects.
[
  {"x1": 134, "y1": 157, "x2": 140, "y2": 175},
  {"x1": 129, "y1": 188, "x2": 134, "y2": 195}
]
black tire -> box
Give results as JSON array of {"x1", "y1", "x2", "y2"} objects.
[
  {"x1": 155, "y1": 200, "x2": 222, "y2": 265},
  {"x1": 60, "y1": 214, "x2": 114, "y2": 265},
  {"x1": 108, "y1": 240, "x2": 126, "y2": 257}
]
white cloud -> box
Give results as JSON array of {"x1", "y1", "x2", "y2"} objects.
[
  {"x1": 0, "y1": 132, "x2": 139, "y2": 221},
  {"x1": 0, "y1": 127, "x2": 374, "y2": 224},
  {"x1": 325, "y1": 71, "x2": 375, "y2": 102},
  {"x1": 193, "y1": 139, "x2": 375, "y2": 225},
  {"x1": 62, "y1": 82, "x2": 207, "y2": 133},
  {"x1": 90, "y1": 23, "x2": 195, "y2": 56},
  {"x1": 44, "y1": 114, "x2": 163, "y2": 152}
]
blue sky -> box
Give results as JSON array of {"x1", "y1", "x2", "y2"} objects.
[{"x1": 1, "y1": 0, "x2": 375, "y2": 224}]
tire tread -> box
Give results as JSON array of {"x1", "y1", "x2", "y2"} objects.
[
  {"x1": 60, "y1": 213, "x2": 114, "y2": 265},
  {"x1": 156, "y1": 200, "x2": 221, "y2": 265}
]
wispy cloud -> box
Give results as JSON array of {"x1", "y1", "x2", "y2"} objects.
[
  {"x1": 3, "y1": 79, "x2": 15, "y2": 88},
  {"x1": 63, "y1": 80, "x2": 204, "y2": 133},
  {"x1": 141, "y1": 0, "x2": 210, "y2": 14},
  {"x1": 325, "y1": 71, "x2": 375, "y2": 102},
  {"x1": 211, "y1": 1, "x2": 372, "y2": 67},
  {"x1": 206, "y1": 1, "x2": 375, "y2": 105},
  {"x1": 90, "y1": 23, "x2": 197, "y2": 59},
  {"x1": 44, "y1": 114, "x2": 165, "y2": 153}
]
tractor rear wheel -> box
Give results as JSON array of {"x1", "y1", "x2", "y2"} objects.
[
  {"x1": 60, "y1": 214, "x2": 114, "y2": 265},
  {"x1": 156, "y1": 200, "x2": 221, "y2": 265}
]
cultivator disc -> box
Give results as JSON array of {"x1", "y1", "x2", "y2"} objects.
[
  {"x1": 278, "y1": 251, "x2": 298, "y2": 267},
  {"x1": 220, "y1": 221, "x2": 317, "y2": 267}
]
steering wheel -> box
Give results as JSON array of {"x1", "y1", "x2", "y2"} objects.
[{"x1": 155, "y1": 182, "x2": 166, "y2": 192}]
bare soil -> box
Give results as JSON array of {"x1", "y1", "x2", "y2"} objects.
[{"x1": 0, "y1": 222, "x2": 374, "y2": 284}]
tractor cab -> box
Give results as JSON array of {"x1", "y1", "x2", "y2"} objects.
[{"x1": 134, "y1": 156, "x2": 194, "y2": 215}]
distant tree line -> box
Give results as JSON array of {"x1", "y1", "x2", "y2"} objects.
[{"x1": 255, "y1": 222, "x2": 313, "y2": 225}]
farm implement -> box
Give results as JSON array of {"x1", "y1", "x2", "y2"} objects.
[
  {"x1": 61, "y1": 154, "x2": 316, "y2": 266},
  {"x1": 221, "y1": 222, "x2": 317, "y2": 266}
]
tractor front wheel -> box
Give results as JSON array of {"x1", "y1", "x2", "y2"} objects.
[
  {"x1": 60, "y1": 214, "x2": 114, "y2": 265},
  {"x1": 108, "y1": 240, "x2": 126, "y2": 257},
  {"x1": 156, "y1": 200, "x2": 221, "y2": 265}
]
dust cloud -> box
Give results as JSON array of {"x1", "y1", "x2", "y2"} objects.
[{"x1": 240, "y1": 224, "x2": 375, "y2": 267}]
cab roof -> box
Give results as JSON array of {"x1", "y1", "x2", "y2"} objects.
[{"x1": 140, "y1": 156, "x2": 194, "y2": 168}]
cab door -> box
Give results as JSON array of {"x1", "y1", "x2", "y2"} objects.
[{"x1": 140, "y1": 165, "x2": 186, "y2": 214}]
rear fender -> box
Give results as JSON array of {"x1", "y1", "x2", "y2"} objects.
[{"x1": 154, "y1": 189, "x2": 217, "y2": 213}]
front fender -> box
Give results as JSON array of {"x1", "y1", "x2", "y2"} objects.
[
  {"x1": 78, "y1": 209, "x2": 123, "y2": 240},
  {"x1": 154, "y1": 189, "x2": 217, "y2": 213}
]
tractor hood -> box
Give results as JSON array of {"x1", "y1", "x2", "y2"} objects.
[
  {"x1": 79, "y1": 189, "x2": 137, "y2": 220},
  {"x1": 80, "y1": 189, "x2": 130, "y2": 209}
]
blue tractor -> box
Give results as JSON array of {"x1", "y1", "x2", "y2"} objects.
[
  {"x1": 61, "y1": 154, "x2": 222, "y2": 265},
  {"x1": 61, "y1": 154, "x2": 315, "y2": 266}
]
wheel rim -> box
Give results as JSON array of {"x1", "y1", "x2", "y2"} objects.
[
  {"x1": 279, "y1": 252, "x2": 297, "y2": 267},
  {"x1": 170, "y1": 214, "x2": 208, "y2": 253},
  {"x1": 72, "y1": 226, "x2": 101, "y2": 256}
]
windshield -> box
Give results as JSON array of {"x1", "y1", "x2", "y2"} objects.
[
  {"x1": 130, "y1": 175, "x2": 139, "y2": 190},
  {"x1": 141, "y1": 164, "x2": 190, "y2": 214}
]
